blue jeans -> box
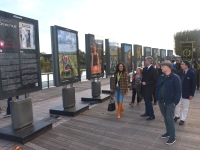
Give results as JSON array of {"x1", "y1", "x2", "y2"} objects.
[
  {"x1": 144, "y1": 97, "x2": 154, "y2": 117},
  {"x1": 159, "y1": 102, "x2": 175, "y2": 139},
  {"x1": 6, "y1": 96, "x2": 19, "y2": 115},
  {"x1": 115, "y1": 87, "x2": 124, "y2": 103}
]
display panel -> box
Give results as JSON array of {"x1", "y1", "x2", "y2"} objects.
[
  {"x1": 121, "y1": 43, "x2": 132, "y2": 73},
  {"x1": 152, "y1": 48, "x2": 159, "y2": 62},
  {"x1": 0, "y1": 10, "x2": 42, "y2": 100},
  {"x1": 51, "y1": 26, "x2": 80, "y2": 86},
  {"x1": 167, "y1": 50, "x2": 173, "y2": 61},
  {"x1": 118, "y1": 47, "x2": 122, "y2": 63},
  {"x1": 144, "y1": 47, "x2": 151, "y2": 57},
  {"x1": 85, "y1": 34, "x2": 104, "y2": 80},
  {"x1": 105, "y1": 39, "x2": 119, "y2": 76},
  {"x1": 160, "y1": 49, "x2": 166, "y2": 63},
  {"x1": 181, "y1": 43, "x2": 193, "y2": 61},
  {"x1": 134, "y1": 44, "x2": 142, "y2": 70},
  {"x1": 143, "y1": 47, "x2": 151, "y2": 65}
]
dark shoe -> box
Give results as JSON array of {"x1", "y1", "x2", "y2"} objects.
[
  {"x1": 140, "y1": 113, "x2": 150, "y2": 117},
  {"x1": 179, "y1": 120, "x2": 185, "y2": 125},
  {"x1": 146, "y1": 116, "x2": 155, "y2": 120},
  {"x1": 166, "y1": 138, "x2": 176, "y2": 145},
  {"x1": 129, "y1": 102, "x2": 134, "y2": 107},
  {"x1": 174, "y1": 117, "x2": 180, "y2": 122},
  {"x1": 161, "y1": 133, "x2": 170, "y2": 138}
]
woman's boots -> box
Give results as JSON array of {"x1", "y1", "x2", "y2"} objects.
[{"x1": 117, "y1": 103, "x2": 122, "y2": 119}]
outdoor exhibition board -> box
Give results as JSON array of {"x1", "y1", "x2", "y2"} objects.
[
  {"x1": 121, "y1": 43, "x2": 132, "y2": 73},
  {"x1": 160, "y1": 49, "x2": 166, "y2": 63},
  {"x1": 85, "y1": 34, "x2": 104, "y2": 80},
  {"x1": 134, "y1": 44, "x2": 142, "y2": 70},
  {"x1": 105, "y1": 39, "x2": 119, "y2": 76},
  {"x1": 0, "y1": 10, "x2": 41, "y2": 100},
  {"x1": 167, "y1": 50, "x2": 173, "y2": 61},
  {"x1": 143, "y1": 46, "x2": 151, "y2": 65},
  {"x1": 152, "y1": 48, "x2": 159, "y2": 63},
  {"x1": 51, "y1": 25, "x2": 80, "y2": 86}
]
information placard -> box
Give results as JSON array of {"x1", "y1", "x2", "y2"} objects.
[{"x1": 0, "y1": 10, "x2": 41, "y2": 100}]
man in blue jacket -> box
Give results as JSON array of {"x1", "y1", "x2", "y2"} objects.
[
  {"x1": 156, "y1": 61, "x2": 181, "y2": 145},
  {"x1": 174, "y1": 60, "x2": 196, "y2": 125}
]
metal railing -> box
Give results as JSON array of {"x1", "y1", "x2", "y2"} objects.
[{"x1": 41, "y1": 72, "x2": 54, "y2": 89}]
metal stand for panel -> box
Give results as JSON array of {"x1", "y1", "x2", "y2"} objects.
[
  {"x1": 82, "y1": 78, "x2": 110, "y2": 103},
  {"x1": 91, "y1": 78, "x2": 101, "y2": 97},
  {"x1": 0, "y1": 93, "x2": 52, "y2": 144},
  {"x1": 102, "y1": 75, "x2": 114, "y2": 94},
  {"x1": 50, "y1": 83, "x2": 89, "y2": 117}
]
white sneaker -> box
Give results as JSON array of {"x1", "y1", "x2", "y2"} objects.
[{"x1": 3, "y1": 114, "x2": 11, "y2": 118}]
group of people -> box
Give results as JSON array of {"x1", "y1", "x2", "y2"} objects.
[{"x1": 111, "y1": 56, "x2": 196, "y2": 145}]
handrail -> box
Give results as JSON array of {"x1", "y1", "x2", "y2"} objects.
[{"x1": 41, "y1": 72, "x2": 53, "y2": 75}]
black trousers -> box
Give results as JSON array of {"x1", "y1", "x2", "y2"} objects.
[{"x1": 132, "y1": 88, "x2": 140, "y2": 103}]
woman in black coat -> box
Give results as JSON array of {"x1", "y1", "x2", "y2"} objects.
[{"x1": 156, "y1": 62, "x2": 162, "y2": 76}]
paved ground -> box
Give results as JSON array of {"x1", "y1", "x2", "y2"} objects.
[{"x1": 0, "y1": 78, "x2": 200, "y2": 150}]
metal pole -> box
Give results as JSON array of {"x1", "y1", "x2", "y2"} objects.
[{"x1": 47, "y1": 74, "x2": 49, "y2": 88}]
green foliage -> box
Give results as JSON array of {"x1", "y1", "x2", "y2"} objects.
[
  {"x1": 79, "y1": 49, "x2": 86, "y2": 69},
  {"x1": 40, "y1": 56, "x2": 52, "y2": 67},
  {"x1": 174, "y1": 29, "x2": 200, "y2": 56}
]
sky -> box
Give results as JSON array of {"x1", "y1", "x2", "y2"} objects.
[{"x1": 0, "y1": 0, "x2": 199, "y2": 55}]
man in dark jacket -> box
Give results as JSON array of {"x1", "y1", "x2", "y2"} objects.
[
  {"x1": 140, "y1": 56, "x2": 158, "y2": 120},
  {"x1": 155, "y1": 61, "x2": 181, "y2": 145},
  {"x1": 174, "y1": 60, "x2": 196, "y2": 125}
]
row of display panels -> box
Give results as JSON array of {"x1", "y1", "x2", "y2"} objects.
[
  {"x1": 106, "y1": 42, "x2": 173, "y2": 76},
  {"x1": 0, "y1": 10, "x2": 41, "y2": 100},
  {"x1": 51, "y1": 26, "x2": 174, "y2": 86},
  {"x1": 0, "y1": 10, "x2": 174, "y2": 99}
]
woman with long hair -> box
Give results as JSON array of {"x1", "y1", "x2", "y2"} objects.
[{"x1": 111, "y1": 62, "x2": 129, "y2": 119}]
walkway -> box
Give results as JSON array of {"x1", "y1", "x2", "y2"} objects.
[{"x1": 0, "y1": 78, "x2": 199, "y2": 150}]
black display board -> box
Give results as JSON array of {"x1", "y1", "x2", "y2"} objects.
[
  {"x1": 134, "y1": 44, "x2": 142, "y2": 70},
  {"x1": 0, "y1": 10, "x2": 42, "y2": 100},
  {"x1": 143, "y1": 47, "x2": 151, "y2": 65},
  {"x1": 167, "y1": 50, "x2": 173, "y2": 61},
  {"x1": 118, "y1": 47, "x2": 122, "y2": 63},
  {"x1": 105, "y1": 39, "x2": 119, "y2": 76},
  {"x1": 85, "y1": 34, "x2": 104, "y2": 80},
  {"x1": 152, "y1": 48, "x2": 159, "y2": 63},
  {"x1": 121, "y1": 43, "x2": 132, "y2": 73},
  {"x1": 160, "y1": 49, "x2": 166, "y2": 63},
  {"x1": 144, "y1": 47, "x2": 151, "y2": 57},
  {"x1": 50, "y1": 25, "x2": 80, "y2": 86}
]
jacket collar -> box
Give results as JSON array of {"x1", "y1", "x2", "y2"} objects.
[{"x1": 161, "y1": 72, "x2": 173, "y2": 78}]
